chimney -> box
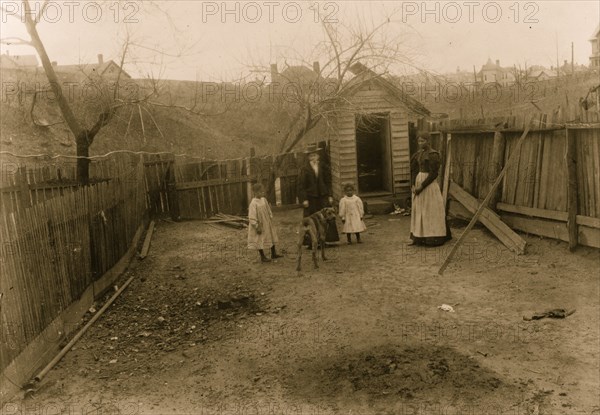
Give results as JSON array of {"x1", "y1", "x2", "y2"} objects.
[
  {"x1": 270, "y1": 63, "x2": 278, "y2": 82},
  {"x1": 97, "y1": 54, "x2": 104, "y2": 64},
  {"x1": 496, "y1": 59, "x2": 500, "y2": 67},
  {"x1": 313, "y1": 61, "x2": 320, "y2": 75}
]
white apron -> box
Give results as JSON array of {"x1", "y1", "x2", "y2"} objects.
[{"x1": 410, "y1": 173, "x2": 447, "y2": 238}]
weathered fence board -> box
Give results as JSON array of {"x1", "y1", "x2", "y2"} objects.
[
  {"x1": 1, "y1": 158, "x2": 147, "y2": 375},
  {"x1": 434, "y1": 112, "x2": 599, "y2": 249},
  {"x1": 170, "y1": 143, "x2": 325, "y2": 219}
]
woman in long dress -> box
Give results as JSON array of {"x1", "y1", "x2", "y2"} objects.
[{"x1": 409, "y1": 132, "x2": 452, "y2": 246}]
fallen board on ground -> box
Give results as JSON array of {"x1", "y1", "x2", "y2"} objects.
[
  {"x1": 449, "y1": 181, "x2": 526, "y2": 254},
  {"x1": 138, "y1": 221, "x2": 156, "y2": 259}
]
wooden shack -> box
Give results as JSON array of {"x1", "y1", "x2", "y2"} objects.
[{"x1": 327, "y1": 63, "x2": 431, "y2": 201}]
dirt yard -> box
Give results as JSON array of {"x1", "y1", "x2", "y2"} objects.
[{"x1": 8, "y1": 209, "x2": 600, "y2": 415}]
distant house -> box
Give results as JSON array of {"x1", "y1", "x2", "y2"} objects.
[
  {"x1": 590, "y1": 24, "x2": 600, "y2": 68},
  {"x1": 0, "y1": 52, "x2": 131, "y2": 80},
  {"x1": 443, "y1": 67, "x2": 478, "y2": 84},
  {"x1": 0, "y1": 53, "x2": 38, "y2": 69},
  {"x1": 528, "y1": 69, "x2": 555, "y2": 81},
  {"x1": 478, "y1": 58, "x2": 515, "y2": 86},
  {"x1": 271, "y1": 63, "x2": 320, "y2": 85},
  {"x1": 269, "y1": 61, "x2": 339, "y2": 95},
  {"x1": 53, "y1": 54, "x2": 131, "y2": 79}
]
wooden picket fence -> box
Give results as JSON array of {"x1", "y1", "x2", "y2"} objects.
[
  {"x1": 0, "y1": 141, "x2": 327, "y2": 223},
  {"x1": 0, "y1": 153, "x2": 143, "y2": 214},
  {"x1": 0, "y1": 144, "x2": 324, "y2": 385},
  {"x1": 141, "y1": 142, "x2": 326, "y2": 220},
  {"x1": 0, "y1": 158, "x2": 147, "y2": 376},
  {"x1": 424, "y1": 108, "x2": 600, "y2": 250}
]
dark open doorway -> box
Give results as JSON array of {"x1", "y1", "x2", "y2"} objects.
[{"x1": 355, "y1": 113, "x2": 392, "y2": 193}]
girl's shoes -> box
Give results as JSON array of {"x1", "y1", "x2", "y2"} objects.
[
  {"x1": 271, "y1": 246, "x2": 283, "y2": 259},
  {"x1": 261, "y1": 256, "x2": 272, "y2": 263}
]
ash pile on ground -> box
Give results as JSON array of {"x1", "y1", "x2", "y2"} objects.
[
  {"x1": 285, "y1": 344, "x2": 522, "y2": 406},
  {"x1": 61, "y1": 265, "x2": 268, "y2": 378},
  {"x1": 335, "y1": 346, "x2": 503, "y2": 399}
]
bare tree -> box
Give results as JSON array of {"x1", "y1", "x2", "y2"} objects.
[
  {"x1": 1, "y1": 0, "x2": 230, "y2": 183},
  {"x1": 0, "y1": 1, "x2": 120, "y2": 183},
  {"x1": 264, "y1": 12, "x2": 418, "y2": 153}
]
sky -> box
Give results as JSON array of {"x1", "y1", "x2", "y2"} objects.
[{"x1": 1, "y1": 0, "x2": 599, "y2": 81}]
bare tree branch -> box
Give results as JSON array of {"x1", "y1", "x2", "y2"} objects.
[
  {"x1": 123, "y1": 107, "x2": 135, "y2": 139},
  {"x1": 137, "y1": 104, "x2": 146, "y2": 140},
  {"x1": 30, "y1": 91, "x2": 64, "y2": 127},
  {"x1": 147, "y1": 100, "x2": 234, "y2": 117},
  {"x1": 141, "y1": 106, "x2": 165, "y2": 139},
  {"x1": 0, "y1": 37, "x2": 33, "y2": 46},
  {"x1": 264, "y1": 12, "x2": 413, "y2": 154},
  {"x1": 22, "y1": 0, "x2": 82, "y2": 136},
  {"x1": 37, "y1": 0, "x2": 50, "y2": 23}
]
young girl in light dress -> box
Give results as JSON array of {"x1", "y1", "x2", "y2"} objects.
[
  {"x1": 338, "y1": 183, "x2": 366, "y2": 244},
  {"x1": 247, "y1": 183, "x2": 283, "y2": 262}
]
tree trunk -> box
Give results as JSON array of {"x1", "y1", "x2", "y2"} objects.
[
  {"x1": 23, "y1": 1, "x2": 94, "y2": 184},
  {"x1": 76, "y1": 132, "x2": 91, "y2": 185}
]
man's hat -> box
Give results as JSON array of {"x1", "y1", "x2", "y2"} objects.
[
  {"x1": 304, "y1": 143, "x2": 321, "y2": 154},
  {"x1": 417, "y1": 131, "x2": 431, "y2": 140}
]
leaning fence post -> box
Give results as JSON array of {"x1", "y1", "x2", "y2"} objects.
[
  {"x1": 442, "y1": 133, "x2": 452, "y2": 206},
  {"x1": 17, "y1": 166, "x2": 31, "y2": 210},
  {"x1": 438, "y1": 116, "x2": 533, "y2": 275},
  {"x1": 488, "y1": 130, "x2": 506, "y2": 210},
  {"x1": 165, "y1": 161, "x2": 180, "y2": 221},
  {"x1": 246, "y1": 148, "x2": 255, "y2": 202},
  {"x1": 566, "y1": 127, "x2": 579, "y2": 251}
]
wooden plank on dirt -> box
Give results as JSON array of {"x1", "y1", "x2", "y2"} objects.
[
  {"x1": 138, "y1": 221, "x2": 155, "y2": 259},
  {"x1": 449, "y1": 181, "x2": 526, "y2": 254}
]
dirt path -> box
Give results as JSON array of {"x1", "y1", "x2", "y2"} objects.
[{"x1": 9, "y1": 209, "x2": 600, "y2": 415}]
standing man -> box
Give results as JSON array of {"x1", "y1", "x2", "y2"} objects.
[{"x1": 298, "y1": 143, "x2": 340, "y2": 244}]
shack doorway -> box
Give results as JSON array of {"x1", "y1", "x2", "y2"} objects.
[{"x1": 355, "y1": 113, "x2": 392, "y2": 193}]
